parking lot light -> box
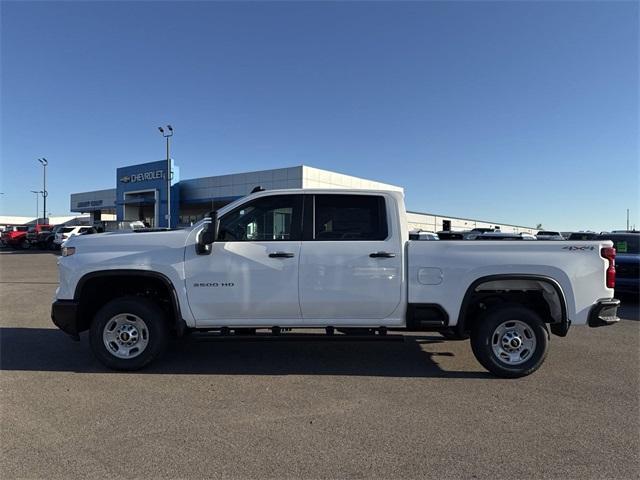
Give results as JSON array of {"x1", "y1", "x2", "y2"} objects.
[
  {"x1": 157, "y1": 125, "x2": 174, "y2": 228},
  {"x1": 37, "y1": 158, "x2": 48, "y2": 222}
]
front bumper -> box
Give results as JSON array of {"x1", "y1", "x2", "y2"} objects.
[
  {"x1": 51, "y1": 300, "x2": 81, "y2": 340},
  {"x1": 588, "y1": 298, "x2": 620, "y2": 327}
]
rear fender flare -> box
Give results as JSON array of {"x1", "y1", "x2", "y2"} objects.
[{"x1": 457, "y1": 274, "x2": 569, "y2": 336}]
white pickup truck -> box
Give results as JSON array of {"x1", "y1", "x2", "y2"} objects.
[{"x1": 52, "y1": 189, "x2": 620, "y2": 377}]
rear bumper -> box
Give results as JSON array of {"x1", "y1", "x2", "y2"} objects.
[
  {"x1": 51, "y1": 300, "x2": 81, "y2": 339},
  {"x1": 588, "y1": 298, "x2": 620, "y2": 327}
]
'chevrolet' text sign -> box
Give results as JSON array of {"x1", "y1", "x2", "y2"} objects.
[{"x1": 120, "y1": 170, "x2": 165, "y2": 183}]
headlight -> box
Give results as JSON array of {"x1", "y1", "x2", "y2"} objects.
[{"x1": 61, "y1": 246, "x2": 76, "y2": 257}]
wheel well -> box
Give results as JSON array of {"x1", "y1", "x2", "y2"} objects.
[
  {"x1": 75, "y1": 273, "x2": 179, "y2": 334},
  {"x1": 459, "y1": 277, "x2": 566, "y2": 333}
]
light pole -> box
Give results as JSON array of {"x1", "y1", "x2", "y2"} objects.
[
  {"x1": 157, "y1": 125, "x2": 174, "y2": 228},
  {"x1": 30, "y1": 190, "x2": 43, "y2": 224},
  {"x1": 37, "y1": 158, "x2": 48, "y2": 222},
  {"x1": 627, "y1": 209, "x2": 630, "y2": 231}
]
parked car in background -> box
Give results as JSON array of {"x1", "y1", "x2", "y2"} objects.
[
  {"x1": 53, "y1": 225, "x2": 98, "y2": 247},
  {"x1": 437, "y1": 231, "x2": 466, "y2": 240},
  {"x1": 26, "y1": 224, "x2": 54, "y2": 249},
  {"x1": 465, "y1": 228, "x2": 496, "y2": 240},
  {"x1": 536, "y1": 230, "x2": 564, "y2": 240},
  {"x1": 599, "y1": 232, "x2": 639, "y2": 297},
  {"x1": 409, "y1": 229, "x2": 439, "y2": 240},
  {"x1": 1, "y1": 225, "x2": 30, "y2": 249},
  {"x1": 568, "y1": 232, "x2": 600, "y2": 240},
  {"x1": 94, "y1": 220, "x2": 146, "y2": 233},
  {"x1": 37, "y1": 225, "x2": 65, "y2": 250},
  {"x1": 476, "y1": 232, "x2": 537, "y2": 240}
]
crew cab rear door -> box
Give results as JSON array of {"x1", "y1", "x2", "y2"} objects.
[
  {"x1": 184, "y1": 194, "x2": 303, "y2": 325},
  {"x1": 298, "y1": 193, "x2": 402, "y2": 322}
]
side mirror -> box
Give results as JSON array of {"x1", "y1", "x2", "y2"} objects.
[{"x1": 197, "y1": 210, "x2": 218, "y2": 254}]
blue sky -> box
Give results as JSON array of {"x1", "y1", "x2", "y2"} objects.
[{"x1": 1, "y1": 0, "x2": 638, "y2": 231}]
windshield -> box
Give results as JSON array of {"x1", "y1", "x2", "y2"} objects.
[
  {"x1": 61, "y1": 227, "x2": 75, "y2": 233},
  {"x1": 599, "y1": 234, "x2": 639, "y2": 254},
  {"x1": 537, "y1": 231, "x2": 559, "y2": 236}
]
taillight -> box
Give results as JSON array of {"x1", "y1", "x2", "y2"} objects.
[{"x1": 601, "y1": 247, "x2": 616, "y2": 289}]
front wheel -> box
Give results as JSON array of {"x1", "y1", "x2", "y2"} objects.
[
  {"x1": 89, "y1": 297, "x2": 169, "y2": 370},
  {"x1": 470, "y1": 305, "x2": 549, "y2": 378}
]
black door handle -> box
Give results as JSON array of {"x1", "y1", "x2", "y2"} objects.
[
  {"x1": 269, "y1": 252, "x2": 295, "y2": 258},
  {"x1": 370, "y1": 252, "x2": 396, "y2": 258}
]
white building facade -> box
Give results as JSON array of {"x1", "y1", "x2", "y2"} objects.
[{"x1": 66, "y1": 163, "x2": 535, "y2": 233}]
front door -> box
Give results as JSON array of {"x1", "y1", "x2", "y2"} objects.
[
  {"x1": 184, "y1": 194, "x2": 303, "y2": 326},
  {"x1": 299, "y1": 193, "x2": 402, "y2": 322}
]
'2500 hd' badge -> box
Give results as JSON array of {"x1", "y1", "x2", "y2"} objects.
[{"x1": 193, "y1": 282, "x2": 235, "y2": 287}]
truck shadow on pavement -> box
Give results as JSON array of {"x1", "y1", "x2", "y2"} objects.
[{"x1": 0, "y1": 328, "x2": 492, "y2": 378}]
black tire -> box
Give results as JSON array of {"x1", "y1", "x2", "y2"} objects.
[
  {"x1": 89, "y1": 297, "x2": 169, "y2": 371},
  {"x1": 439, "y1": 328, "x2": 469, "y2": 341},
  {"x1": 470, "y1": 305, "x2": 549, "y2": 378}
]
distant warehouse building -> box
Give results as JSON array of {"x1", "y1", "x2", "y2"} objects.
[
  {"x1": 69, "y1": 161, "x2": 534, "y2": 234},
  {"x1": 406, "y1": 211, "x2": 534, "y2": 235}
]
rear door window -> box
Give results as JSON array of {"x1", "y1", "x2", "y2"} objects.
[{"x1": 313, "y1": 194, "x2": 387, "y2": 241}]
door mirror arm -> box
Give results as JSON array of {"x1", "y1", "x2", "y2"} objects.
[{"x1": 196, "y1": 210, "x2": 218, "y2": 255}]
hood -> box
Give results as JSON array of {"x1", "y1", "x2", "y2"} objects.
[{"x1": 65, "y1": 227, "x2": 192, "y2": 253}]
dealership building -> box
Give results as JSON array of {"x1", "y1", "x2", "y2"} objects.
[{"x1": 70, "y1": 161, "x2": 534, "y2": 233}]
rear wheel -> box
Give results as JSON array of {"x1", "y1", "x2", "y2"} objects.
[
  {"x1": 470, "y1": 305, "x2": 548, "y2": 378},
  {"x1": 89, "y1": 297, "x2": 168, "y2": 370}
]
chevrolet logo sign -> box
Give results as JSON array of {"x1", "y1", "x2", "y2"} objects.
[{"x1": 119, "y1": 170, "x2": 165, "y2": 183}]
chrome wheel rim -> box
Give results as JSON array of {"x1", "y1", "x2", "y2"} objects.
[
  {"x1": 103, "y1": 313, "x2": 149, "y2": 359},
  {"x1": 491, "y1": 320, "x2": 537, "y2": 366}
]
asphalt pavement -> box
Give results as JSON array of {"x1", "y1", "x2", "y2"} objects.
[{"x1": 1, "y1": 250, "x2": 638, "y2": 479}]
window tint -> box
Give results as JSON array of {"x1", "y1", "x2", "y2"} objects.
[
  {"x1": 61, "y1": 227, "x2": 75, "y2": 233},
  {"x1": 217, "y1": 195, "x2": 301, "y2": 242},
  {"x1": 599, "y1": 234, "x2": 639, "y2": 254},
  {"x1": 568, "y1": 233, "x2": 599, "y2": 240},
  {"x1": 314, "y1": 194, "x2": 387, "y2": 241}
]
